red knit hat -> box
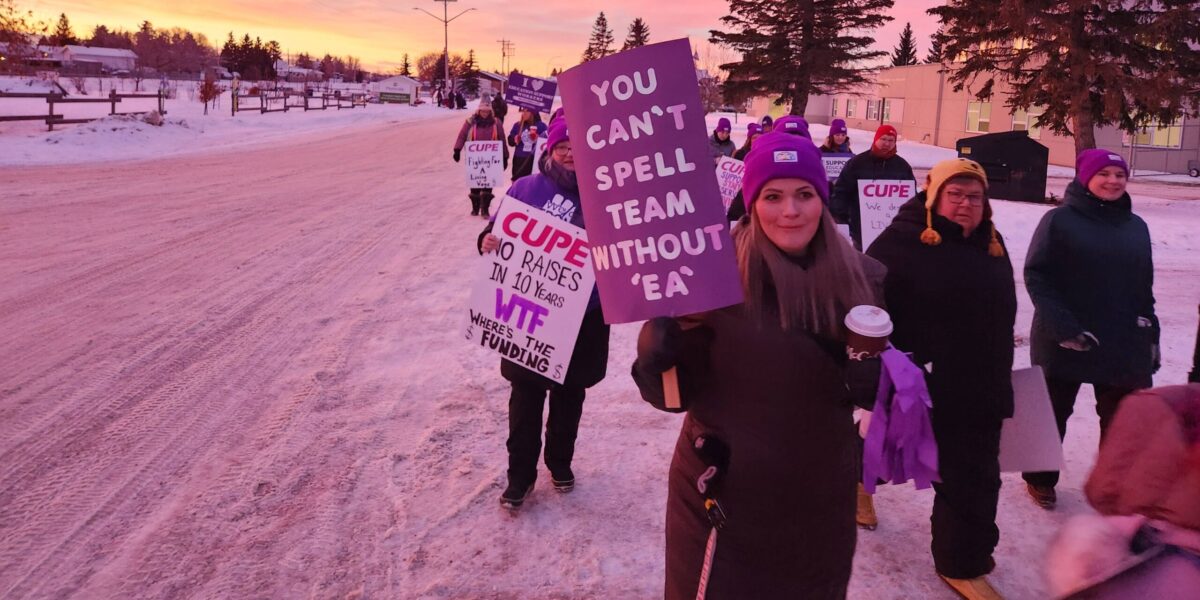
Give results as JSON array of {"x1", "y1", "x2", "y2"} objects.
[{"x1": 874, "y1": 125, "x2": 898, "y2": 144}]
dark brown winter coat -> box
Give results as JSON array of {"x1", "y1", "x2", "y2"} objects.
[{"x1": 633, "y1": 259, "x2": 886, "y2": 600}]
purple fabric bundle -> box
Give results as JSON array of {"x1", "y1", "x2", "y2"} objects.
[{"x1": 862, "y1": 347, "x2": 940, "y2": 493}]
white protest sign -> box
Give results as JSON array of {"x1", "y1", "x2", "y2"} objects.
[
  {"x1": 858, "y1": 179, "x2": 918, "y2": 250},
  {"x1": 465, "y1": 197, "x2": 595, "y2": 384},
  {"x1": 1000, "y1": 366, "x2": 1064, "y2": 472},
  {"x1": 714, "y1": 156, "x2": 745, "y2": 212},
  {"x1": 531, "y1": 138, "x2": 548, "y2": 175},
  {"x1": 464, "y1": 140, "x2": 504, "y2": 188},
  {"x1": 822, "y1": 153, "x2": 853, "y2": 180}
]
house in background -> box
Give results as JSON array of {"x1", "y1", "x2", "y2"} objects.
[
  {"x1": 477, "y1": 71, "x2": 506, "y2": 98},
  {"x1": 62, "y1": 45, "x2": 138, "y2": 74},
  {"x1": 372, "y1": 75, "x2": 420, "y2": 104},
  {"x1": 751, "y1": 62, "x2": 1198, "y2": 175}
]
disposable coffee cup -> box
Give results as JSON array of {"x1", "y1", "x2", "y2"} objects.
[{"x1": 845, "y1": 305, "x2": 892, "y2": 360}]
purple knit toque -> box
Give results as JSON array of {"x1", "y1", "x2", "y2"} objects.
[
  {"x1": 741, "y1": 132, "x2": 830, "y2": 212},
  {"x1": 1075, "y1": 149, "x2": 1128, "y2": 186},
  {"x1": 830, "y1": 119, "x2": 848, "y2": 135},
  {"x1": 545, "y1": 118, "x2": 569, "y2": 152},
  {"x1": 774, "y1": 115, "x2": 812, "y2": 139},
  {"x1": 715, "y1": 117, "x2": 732, "y2": 133}
]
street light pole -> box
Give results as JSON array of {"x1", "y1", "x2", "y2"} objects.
[{"x1": 413, "y1": 1, "x2": 475, "y2": 99}]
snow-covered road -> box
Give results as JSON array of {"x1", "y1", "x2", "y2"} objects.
[{"x1": 1, "y1": 111, "x2": 1197, "y2": 599}]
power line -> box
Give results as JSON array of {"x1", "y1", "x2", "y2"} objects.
[{"x1": 496, "y1": 39, "x2": 514, "y2": 74}]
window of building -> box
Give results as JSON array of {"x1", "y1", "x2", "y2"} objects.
[
  {"x1": 866, "y1": 99, "x2": 879, "y2": 120},
  {"x1": 1128, "y1": 120, "x2": 1184, "y2": 149},
  {"x1": 966, "y1": 101, "x2": 991, "y2": 133},
  {"x1": 846, "y1": 99, "x2": 856, "y2": 118},
  {"x1": 831, "y1": 98, "x2": 838, "y2": 117},
  {"x1": 882, "y1": 99, "x2": 892, "y2": 122},
  {"x1": 1012, "y1": 106, "x2": 1045, "y2": 139}
]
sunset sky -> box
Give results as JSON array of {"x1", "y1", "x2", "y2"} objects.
[{"x1": 26, "y1": 0, "x2": 944, "y2": 75}]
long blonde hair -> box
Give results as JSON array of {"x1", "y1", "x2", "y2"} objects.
[{"x1": 734, "y1": 208, "x2": 874, "y2": 339}]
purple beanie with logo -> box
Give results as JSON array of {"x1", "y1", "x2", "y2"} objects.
[
  {"x1": 774, "y1": 115, "x2": 812, "y2": 139},
  {"x1": 747, "y1": 123, "x2": 762, "y2": 137},
  {"x1": 761, "y1": 115, "x2": 774, "y2": 127},
  {"x1": 741, "y1": 132, "x2": 830, "y2": 211},
  {"x1": 715, "y1": 117, "x2": 732, "y2": 133},
  {"x1": 546, "y1": 118, "x2": 569, "y2": 151},
  {"x1": 1076, "y1": 149, "x2": 1128, "y2": 185},
  {"x1": 830, "y1": 118, "x2": 848, "y2": 135}
]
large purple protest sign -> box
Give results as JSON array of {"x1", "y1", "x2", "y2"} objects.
[
  {"x1": 505, "y1": 72, "x2": 558, "y2": 113},
  {"x1": 557, "y1": 38, "x2": 742, "y2": 324}
]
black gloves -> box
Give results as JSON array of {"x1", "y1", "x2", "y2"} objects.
[
  {"x1": 845, "y1": 357, "x2": 883, "y2": 411},
  {"x1": 637, "y1": 317, "x2": 684, "y2": 375},
  {"x1": 503, "y1": 157, "x2": 509, "y2": 169},
  {"x1": 453, "y1": 149, "x2": 461, "y2": 162}
]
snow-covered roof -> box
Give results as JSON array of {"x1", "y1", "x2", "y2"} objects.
[
  {"x1": 478, "y1": 71, "x2": 506, "y2": 82},
  {"x1": 379, "y1": 75, "x2": 420, "y2": 85},
  {"x1": 63, "y1": 45, "x2": 138, "y2": 59}
]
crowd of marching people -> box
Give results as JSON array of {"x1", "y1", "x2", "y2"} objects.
[{"x1": 457, "y1": 100, "x2": 1198, "y2": 599}]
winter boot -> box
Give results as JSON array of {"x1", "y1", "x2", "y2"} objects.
[
  {"x1": 469, "y1": 193, "x2": 480, "y2": 216},
  {"x1": 550, "y1": 467, "x2": 575, "y2": 493},
  {"x1": 499, "y1": 479, "x2": 534, "y2": 510},
  {"x1": 856, "y1": 483, "x2": 878, "y2": 530},
  {"x1": 939, "y1": 574, "x2": 1005, "y2": 600},
  {"x1": 1026, "y1": 483, "x2": 1056, "y2": 510},
  {"x1": 480, "y1": 191, "x2": 494, "y2": 219}
]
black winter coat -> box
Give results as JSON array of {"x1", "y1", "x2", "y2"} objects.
[
  {"x1": 866, "y1": 193, "x2": 1017, "y2": 421},
  {"x1": 830, "y1": 150, "x2": 915, "y2": 248},
  {"x1": 1027, "y1": 180, "x2": 1158, "y2": 388},
  {"x1": 632, "y1": 257, "x2": 886, "y2": 600}
]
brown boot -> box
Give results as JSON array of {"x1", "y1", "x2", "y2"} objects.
[
  {"x1": 1026, "y1": 483, "x2": 1056, "y2": 510},
  {"x1": 856, "y1": 483, "x2": 877, "y2": 530},
  {"x1": 939, "y1": 574, "x2": 1005, "y2": 600}
]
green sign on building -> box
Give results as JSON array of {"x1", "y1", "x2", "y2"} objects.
[{"x1": 379, "y1": 92, "x2": 412, "y2": 104}]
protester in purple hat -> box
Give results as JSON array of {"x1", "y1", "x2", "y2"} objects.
[
  {"x1": 735, "y1": 123, "x2": 762, "y2": 161},
  {"x1": 507, "y1": 108, "x2": 547, "y2": 181},
  {"x1": 1022, "y1": 148, "x2": 1159, "y2": 511},
  {"x1": 709, "y1": 117, "x2": 736, "y2": 163},
  {"x1": 820, "y1": 118, "x2": 852, "y2": 154},
  {"x1": 633, "y1": 131, "x2": 886, "y2": 598},
  {"x1": 477, "y1": 116, "x2": 611, "y2": 511},
  {"x1": 774, "y1": 115, "x2": 812, "y2": 140}
]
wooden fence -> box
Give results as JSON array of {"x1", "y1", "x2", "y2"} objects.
[
  {"x1": 231, "y1": 89, "x2": 367, "y2": 116},
  {"x1": 0, "y1": 89, "x2": 166, "y2": 131}
]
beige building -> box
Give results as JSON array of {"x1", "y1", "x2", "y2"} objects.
[{"x1": 751, "y1": 63, "x2": 1199, "y2": 176}]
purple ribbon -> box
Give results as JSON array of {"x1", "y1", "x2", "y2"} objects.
[{"x1": 862, "y1": 347, "x2": 940, "y2": 493}]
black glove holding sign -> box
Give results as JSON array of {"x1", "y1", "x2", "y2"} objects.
[
  {"x1": 453, "y1": 149, "x2": 461, "y2": 163},
  {"x1": 637, "y1": 317, "x2": 684, "y2": 375}
]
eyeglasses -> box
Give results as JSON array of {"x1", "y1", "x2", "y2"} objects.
[
  {"x1": 552, "y1": 145, "x2": 573, "y2": 156},
  {"x1": 943, "y1": 189, "x2": 985, "y2": 206}
]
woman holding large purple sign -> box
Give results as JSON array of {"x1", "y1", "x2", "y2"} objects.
[
  {"x1": 478, "y1": 119, "x2": 611, "y2": 511},
  {"x1": 633, "y1": 132, "x2": 886, "y2": 599}
]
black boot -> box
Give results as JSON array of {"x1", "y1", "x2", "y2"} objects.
[
  {"x1": 469, "y1": 191, "x2": 480, "y2": 216},
  {"x1": 499, "y1": 479, "x2": 534, "y2": 510},
  {"x1": 480, "y1": 191, "x2": 494, "y2": 219}
]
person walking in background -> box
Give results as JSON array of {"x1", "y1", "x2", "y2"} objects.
[
  {"x1": 633, "y1": 132, "x2": 886, "y2": 599},
  {"x1": 491, "y1": 93, "x2": 508, "y2": 127},
  {"x1": 453, "y1": 98, "x2": 509, "y2": 218},
  {"x1": 820, "y1": 119, "x2": 852, "y2": 154},
  {"x1": 866, "y1": 158, "x2": 1016, "y2": 600},
  {"x1": 507, "y1": 108, "x2": 547, "y2": 181},
  {"x1": 477, "y1": 119, "x2": 609, "y2": 510},
  {"x1": 1022, "y1": 150, "x2": 1159, "y2": 510},
  {"x1": 709, "y1": 117, "x2": 736, "y2": 163},
  {"x1": 830, "y1": 124, "x2": 915, "y2": 250}
]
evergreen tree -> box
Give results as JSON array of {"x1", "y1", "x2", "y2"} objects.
[
  {"x1": 711, "y1": 0, "x2": 894, "y2": 115},
  {"x1": 622, "y1": 17, "x2": 650, "y2": 50},
  {"x1": 890, "y1": 22, "x2": 918, "y2": 66},
  {"x1": 460, "y1": 49, "x2": 481, "y2": 95},
  {"x1": 399, "y1": 53, "x2": 412, "y2": 76},
  {"x1": 925, "y1": 26, "x2": 946, "y2": 64},
  {"x1": 296, "y1": 52, "x2": 313, "y2": 69},
  {"x1": 52, "y1": 13, "x2": 76, "y2": 46},
  {"x1": 931, "y1": 0, "x2": 1200, "y2": 154},
  {"x1": 581, "y1": 12, "x2": 614, "y2": 62}
]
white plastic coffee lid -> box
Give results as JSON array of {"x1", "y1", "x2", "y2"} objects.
[{"x1": 844, "y1": 305, "x2": 893, "y2": 337}]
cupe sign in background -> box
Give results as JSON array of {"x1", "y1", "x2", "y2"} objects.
[
  {"x1": 557, "y1": 38, "x2": 742, "y2": 324},
  {"x1": 464, "y1": 141, "x2": 504, "y2": 189},
  {"x1": 465, "y1": 198, "x2": 595, "y2": 384}
]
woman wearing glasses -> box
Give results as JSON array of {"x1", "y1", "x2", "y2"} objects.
[
  {"x1": 477, "y1": 118, "x2": 611, "y2": 510},
  {"x1": 865, "y1": 158, "x2": 1017, "y2": 599}
]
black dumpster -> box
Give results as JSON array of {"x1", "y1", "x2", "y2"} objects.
[{"x1": 956, "y1": 131, "x2": 1050, "y2": 202}]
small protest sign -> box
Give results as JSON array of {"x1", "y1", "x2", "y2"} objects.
[
  {"x1": 858, "y1": 179, "x2": 918, "y2": 250},
  {"x1": 465, "y1": 198, "x2": 595, "y2": 384},
  {"x1": 715, "y1": 156, "x2": 745, "y2": 213},
  {"x1": 557, "y1": 38, "x2": 743, "y2": 324},
  {"x1": 505, "y1": 72, "x2": 559, "y2": 113},
  {"x1": 822, "y1": 153, "x2": 853, "y2": 181},
  {"x1": 464, "y1": 141, "x2": 504, "y2": 189}
]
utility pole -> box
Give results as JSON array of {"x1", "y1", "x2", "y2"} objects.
[
  {"x1": 414, "y1": 0, "x2": 476, "y2": 94},
  {"x1": 496, "y1": 39, "x2": 514, "y2": 75}
]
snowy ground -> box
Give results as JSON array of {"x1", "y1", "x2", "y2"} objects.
[{"x1": 0, "y1": 109, "x2": 1198, "y2": 599}]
